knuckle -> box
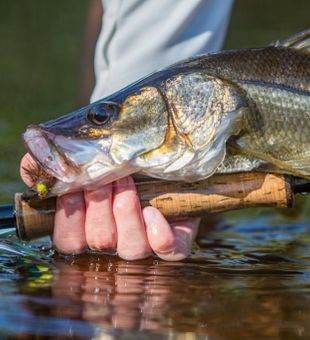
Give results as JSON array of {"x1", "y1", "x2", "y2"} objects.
[
  {"x1": 58, "y1": 194, "x2": 84, "y2": 210},
  {"x1": 113, "y1": 195, "x2": 140, "y2": 215},
  {"x1": 85, "y1": 184, "x2": 112, "y2": 201}
]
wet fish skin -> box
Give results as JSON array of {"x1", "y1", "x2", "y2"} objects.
[
  {"x1": 200, "y1": 45, "x2": 310, "y2": 177},
  {"x1": 193, "y1": 45, "x2": 309, "y2": 93},
  {"x1": 147, "y1": 45, "x2": 310, "y2": 179},
  {"x1": 22, "y1": 30, "x2": 310, "y2": 196}
]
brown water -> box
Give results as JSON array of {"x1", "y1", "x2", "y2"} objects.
[
  {"x1": 1, "y1": 208, "x2": 310, "y2": 339},
  {"x1": 0, "y1": 1, "x2": 310, "y2": 339}
]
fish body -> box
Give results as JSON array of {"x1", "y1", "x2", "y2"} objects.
[{"x1": 23, "y1": 30, "x2": 310, "y2": 197}]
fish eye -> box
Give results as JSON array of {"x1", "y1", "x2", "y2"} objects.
[
  {"x1": 87, "y1": 103, "x2": 120, "y2": 126},
  {"x1": 87, "y1": 109, "x2": 109, "y2": 125}
]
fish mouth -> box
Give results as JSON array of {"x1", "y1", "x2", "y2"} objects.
[
  {"x1": 23, "y1": 126, "x2": 80, "y2": 183},
  {"x1": 23, "y1": 125, "x2": 140, "y2": 196}
]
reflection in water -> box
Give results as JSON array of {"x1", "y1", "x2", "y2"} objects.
[
  {"x1": 0, "y1": 0, "x2": 310, "y2": 338},
  {"x1": 0, "y1": 213, "x2": 310, "y2": 339}
]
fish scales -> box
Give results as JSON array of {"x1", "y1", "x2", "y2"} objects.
[
  {"x1": 22, "y1": 30, "x2": 310, "y2": 197},
  {"x1": 198, "y1": 47, "x2": 310, "y2": 177},
  {"x1": 232, "y1": 84, "x2": 310, "y2": 177},
  {"x1": 159, "y1": 45, "x2": 310, "y2": 179},
  {"x1": 181, "y1": 47, "x2": 309, "y2": 93}
]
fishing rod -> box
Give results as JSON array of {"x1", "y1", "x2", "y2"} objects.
[{"x1": 0, "y1": 172, "x2": 309, "y2": 241}]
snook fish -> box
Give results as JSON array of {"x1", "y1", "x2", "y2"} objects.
[{"x1": 23, "y1": 30, "x2": 310, "y2": 197}]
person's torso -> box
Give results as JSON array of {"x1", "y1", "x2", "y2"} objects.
[{"x1": 91, "y1": 0, "x2": 233, "y2": 101}]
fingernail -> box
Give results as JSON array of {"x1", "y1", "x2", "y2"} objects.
[{"x1": 143, "y1": 207, "x2": 159, "y2": 235}]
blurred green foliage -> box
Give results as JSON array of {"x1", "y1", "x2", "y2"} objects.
[
  {"x1": 226, "y1": 0, "x2": 310, "y2": 49},
  {"x1": 0, "y1": 1, "x2": 88, "y2": 200}
]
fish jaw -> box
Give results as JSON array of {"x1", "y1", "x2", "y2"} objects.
[
  {"x1": 22, "y1": 86, "x2": 171, "y2": 196},
  {"x1": 23, "y1": 126, "x2": 79, "y2": 183},
  {"x1": 23, "y1": 125, "x2": 138, "y2": 196}
]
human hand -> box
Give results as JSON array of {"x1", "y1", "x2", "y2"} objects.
[{"x1": 20, "y1": 153, "x2": 200, "y2": 261}]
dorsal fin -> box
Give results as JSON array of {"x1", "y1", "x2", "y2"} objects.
[{"x1": 270, "y1": 29, "x2": 310, "y2": 52}]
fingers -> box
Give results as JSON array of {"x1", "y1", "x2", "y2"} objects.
[
  {"x1": 54, "y1": 185, "x2": 118, "y2": 254},
  {"x1": 84, "y1": 184, "x2": 117, "y2": 252},
  {"x1": 20, "y1": 152, "x2": 198, "y2": 261},
  {"x1": 143, "y1": 206, "x2": 200, "y2": 261},
  {"x1": 113, "y1": 177, "x2": 152, "y2": 260},
  {"x1": 142, "y1": 207, "x2": 175, "y2": 253},
  {"x1": 21, "y1": 153, "x2": 88, "y2": 254},
  {"x1": 20, "y1": 153, "x2": 37, "y2": 186},
  {"x1": 53, "y1": 192, "x2": 88, "y2": 254}
]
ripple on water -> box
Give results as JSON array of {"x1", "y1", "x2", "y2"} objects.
[{"x1": 0, "y1": 214, "x2": 309, "y2": 338}]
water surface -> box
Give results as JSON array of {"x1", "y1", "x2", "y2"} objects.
[
  {"x1": 0, "y1": 1, "x2": 309, "y2": 338},
  {"x1": 1, "y1": 211, "x2": 310, "y2": 339}
]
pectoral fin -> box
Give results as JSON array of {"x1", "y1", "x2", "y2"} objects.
[{"x1": 231, "y1": 141, "x2": 310, "y2": 180}]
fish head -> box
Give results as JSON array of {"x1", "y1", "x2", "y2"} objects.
[
  {"x1": 23, "y1": 86, "x2": 169, "y2": 196},
  {"x1": 23, "y1": 66, "x2": 248, "y2": 197}
]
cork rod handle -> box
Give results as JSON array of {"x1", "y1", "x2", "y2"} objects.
[{"x1": 15, "y1": 172, "x2": 294, "y2": 240}]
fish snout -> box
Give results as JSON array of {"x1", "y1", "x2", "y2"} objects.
[{"x1": 23, "y1": 126, "x2": 79, "y2": 183}]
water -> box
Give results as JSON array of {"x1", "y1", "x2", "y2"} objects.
[
  {"x1": 0, "y1": 1, "x2": 309, "y2": 339},
  {"x1": 1, "y1": 212, "x2": 310, "y2": 339}
]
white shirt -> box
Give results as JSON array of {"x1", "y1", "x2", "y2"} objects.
[{"x1": 91, "y1": 0, "x2": 233, "y2": 101}]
